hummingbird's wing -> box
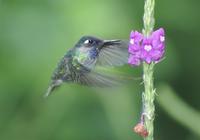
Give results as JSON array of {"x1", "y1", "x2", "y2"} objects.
[
  {"x1": 79, "y1": 71, "x2": 124, "y2": 87},
  {"x1": 78, "y1": 63, "x2": 135, "y2": 87},
  {"x1": 78, "y1": 40, "x2": 132, "y2": 87},
  {"x1": 96, "y1": 40, "x2": 128, "y2": 66},
  {"x1": 79, "y1": 66, "x2": 138, "y2": 87}
]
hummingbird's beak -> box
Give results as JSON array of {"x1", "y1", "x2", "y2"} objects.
[{"x1": 103, "y1": 40, "x2": 121, "y2": 46}]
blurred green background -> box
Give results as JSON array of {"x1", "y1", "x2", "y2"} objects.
[{"x1": 1, "y1": 0, "x2": 200, "y2": 140}]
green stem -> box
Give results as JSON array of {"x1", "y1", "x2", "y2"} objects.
[
  {"x1": 143, "y1": 63, "x2": 155, "y2": 140},
  {"x1": 143, "y1": 0, "x2": 155, "y2": 37},
  {"x1": 142, "y1": 0, "x2": 155, "y2": 140}
]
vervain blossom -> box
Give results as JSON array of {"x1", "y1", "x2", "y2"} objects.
[
  {"x1": 128, "y1": 31, "x2": 143, "y2": 66},
  {"x1": 128, "y1": 28, "x2": 165, "y2": 66}
]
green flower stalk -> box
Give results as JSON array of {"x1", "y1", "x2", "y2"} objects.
[
  {"x1": 142, "y1": 63, "x2": 155, "y2": 140},
  {"x1": 128, "y1": 0, "x2": 166, "y2": 140},
  {"x1": 143, "y1": 0, "x2": 155, "y2": 37},
  {"x1": 142, "y1": 0, "x2": 155, "y2": 140}
]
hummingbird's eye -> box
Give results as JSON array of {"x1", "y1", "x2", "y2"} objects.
[{"x1": 84, "y1": 39, "x2": 94, "y2": 45}]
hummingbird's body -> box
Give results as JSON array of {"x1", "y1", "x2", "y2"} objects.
[{"x1": 45, "y1": 36, "x2": 128, "y2": 97}]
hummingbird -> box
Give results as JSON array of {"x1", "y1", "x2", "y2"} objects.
[{"x1": 45, "y1": 36, "x2": 128, "y2": 97}]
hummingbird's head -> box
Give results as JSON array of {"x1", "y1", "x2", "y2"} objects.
[{"x1": 75, "y1": 36, "x2": 121, "y2": 59}]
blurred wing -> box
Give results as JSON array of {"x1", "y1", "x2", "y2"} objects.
[
  {"x1": 79, "y1": 57, "x2": 97, "y2": 70},
  {"x1": 78, "y1": 65, "x2": 135, "y2": 87},
  {"x1": 96, "y1": 40, "x2": 128, "y2": 66},
  {"x1": 79, "y1": 71, "x2": 123, "y2": 87}
]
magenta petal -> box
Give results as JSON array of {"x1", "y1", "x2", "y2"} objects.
[
  {"x1": 128, "y1": 45, "x2": 134, "y2": 53},
  {"x1": 128, "y1": 55, "x2": 141, "y2": 66},
  {"x1": 129, "y1": 44, "x2": 140, "y2": 53},
  {"x1": 150, "y1": 50, "x2": 162, "y2": 60},
  {"x1": 145, "y1": 57, "x2": 152, "y2": 64},
  {"x1": 135, "y1": 31, "x2": 143, "y2": 41},
  {"x1": 133, "y1": 50, "x2": 141, "y2": 57},
  {"x1": 142, "y1": 37, "x2": 151, "y2": 45},
  {"x1": 153, "y1": 43, "x2": 164, "y2": 49},
  {"x1": 130, "y1": 31, "x2": 143, "y2": 42},
  {"x1": 152, "y1": 28, "x2": 165, "y2": 39},
  {"x1": 140, "y1": 49, "x2": 148, "y2": 59},
  {"x1": 152, "y1": 39, "x2": 160, "y2": 47}
]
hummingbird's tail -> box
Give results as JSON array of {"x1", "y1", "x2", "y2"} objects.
[
  {"x1": 44, "y1": 86, "x2": 55, "y2": 98},
  {"x1": 44, "y1": 80, "x2": 63, "y2": 98}
]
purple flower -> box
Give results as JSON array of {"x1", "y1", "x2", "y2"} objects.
[
  {"x1": 128, "y1": 31, "x2": 143, "y2": 66},
  {"x1": 141, "y1": 28, "x2": 165, "y2": 64},
  {"x1": 128, "y1": 28, "x2": 165, "y2": 66}
]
